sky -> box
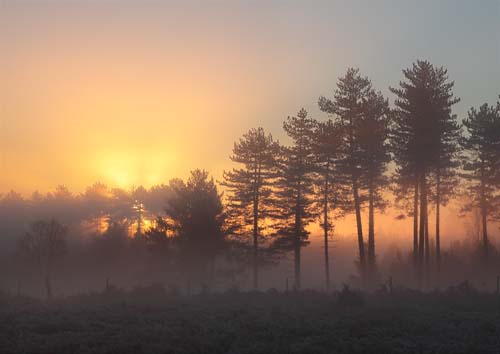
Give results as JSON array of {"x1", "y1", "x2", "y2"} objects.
[
  {"x1": 1, "y1": 1, "x2": 499, "y2": 245},
  {"x1": 1, "y1": 0, "x2": 499, "y2": 194}
]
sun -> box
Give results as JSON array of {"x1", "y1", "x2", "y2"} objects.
[{"x1": 93, "y1": 150, "x2": 176, "y2": 189}]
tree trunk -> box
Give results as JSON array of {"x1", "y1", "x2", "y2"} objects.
[
  {"x1": 323, "y1": 169, "x2": 330, "y2": 292},
  {"x1": 435, "y1": 169, "x2": 441, "y2": 274},
  {"x1": 353, "y1": 181, "x2": 365, "y2": 283},
  {"x1": 480, "y1": 162, "x2": 488, "y2": 262},
  {"x1": 294, "y1": 215, "x2": 301, "y2": 291},
  {"x1": 424, "y1": 205, "x2": 430, "y2": 288},
  {"x1": 252, "y1": 182, "x2": 259, "y2": 290},
  {"x1": 294, "y1": 181, "x2": 302, "y2": 290},
  {"x1": 368, "y1": 178, "x2": 375, "y2": 284},
  {"x1": 418, "y1": 174, "x2": 427, "y2": 288},
  {"x1": 413, "y1": 179, "x2": 419, "y2": 270}
]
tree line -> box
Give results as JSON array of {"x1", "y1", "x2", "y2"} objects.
[
  {"x1": 222, "y1": 61, "x2": 499, "y2": 291},
  {"x1": 2, "y1": 60, "x2": 499, "y2": 298}
]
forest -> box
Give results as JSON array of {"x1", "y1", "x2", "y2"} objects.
[{"x1": 1, "y1": 61, "x2": 499, "y2": 302}]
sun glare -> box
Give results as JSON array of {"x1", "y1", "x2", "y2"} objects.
[{"x1": 94, "y1": 150, "x2": 175, "y2": 189}]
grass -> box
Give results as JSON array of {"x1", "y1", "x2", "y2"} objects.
[{"x1": 1, "y1": 286, "x2": 500, "y2": 354}]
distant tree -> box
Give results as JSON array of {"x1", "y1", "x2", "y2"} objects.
[
  {"x1": 165, "y1": 170, "x2": 227, "y2": 292},
  {"x1": 0, "y1": 191, "x2": 28, "y2": 245},
  {"x1": 273, "y1": 109, "x2": 317, "y2": 290},
  {"x1": 131, "y1": 186, "x2": 149, "y2": 238},
  {"x1": 461, "y1": 102, "x2": 500, "y2": 261},
  {"x1": 497, "y1": 96, "x2": 500, "y2": 224},
  {"x1": 427, "y1": 70, "x2": 461, "y2": 273},
  {"x1": 38, "y1": 185, "x2": 81, "y2": 225},
  {"x1": 390, "y1": 60, "x2": 460, "y2": 284},
  {"x1": 311, "y1": 119, "x2": 344, "y2": 292},
  {"x1": 81, "y1": 182, "x2": 111, "y2": 234},
  {"x1": 357, "y1": 88, "x2": 391, "y2": 281},
  {"x1": 144, "y1": 216, "x2": 175, "y2": 272},
  {"x1": 145, "y1": 217, "x2": 171, "y2": 251},
  {"x1": 18, "y1": 219, "x2": 67, "y2": 300},
  {"x1": 108, "y1": 187, "x2": 134, "y2": 227},
  {"x1": 221, "y1": 127, "x2": 280, "y2": 289},
  {"x1": 92, "y1": 221, "x2": 130, "y2": 266},
  {"x1": 144, "y1": 184, "x2": 171, "y2": 217},
  {"x1": 319, "y1": 68, "x2": 385, "y2": 282}
]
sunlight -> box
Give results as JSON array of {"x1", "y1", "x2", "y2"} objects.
[
  {"x1": 98, "y1": 155, "x2": 134, "y2": 189},
  {"x1": 94, "y1": 150, "x2": 176, "y2": 189}
]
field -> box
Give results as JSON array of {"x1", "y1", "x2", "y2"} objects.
[{"x1": 1, "y1": 286, "x2": 500, "y2": 354}]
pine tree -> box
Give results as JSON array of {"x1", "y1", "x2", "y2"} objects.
[
  {"x1": 428, "y1": 68, "x2": 461, "y2": 273},
  {"x1": 165, "y1": 170, "x2": 227, "y2": 291},
  {"x1": 273, "y1": 108, "x2": 317, "y2": 290},
  {"x1": 390, "y1": 60, "x2": 460, "y2": 286},
  {"x1": 312, "y1": 119, "x2": 344, "y2": 292},
  {"x1": 221, "y1": 127, "x2": 280, "y2": 289},
  {"x1": 461, "y1": 102, "x2": 500, "y2": 262},
  {"x1": 358, "y1": 89, "x2": 391, "y2": 281},
  {"x1": 319, "y1": 68, "x2": 385, "y2": 283}
]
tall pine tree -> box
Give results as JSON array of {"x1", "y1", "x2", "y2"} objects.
[
  {"x1": 312, "y1": 119, "x2": 344, "y2": 292},
  {"x1": 429, "y1": 67, "x2": 461, "y2": 273},
  {"x1": 319, "y1": 68, "x2": 389, "y2": 283},
  {"x1": 221, "y1": 127, "x2": 280, "y2": 289},
  {"x1": 358, "y1": 89, "x2": 391, "y2": 281},
  {"x1": 273, "y1": 108, "x2": 317, "y2": 290},
  {"x1": 390, "y1": 60, "x2": 460, "y2": 286},
  {"x1": 461, "y1": 102, "x2": 500, "y2": 262}
]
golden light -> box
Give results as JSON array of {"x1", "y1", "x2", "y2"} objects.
[{"x1": 93, "y1": 150, "x2": 177, "y2": 189}]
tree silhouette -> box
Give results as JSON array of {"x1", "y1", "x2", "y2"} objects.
[
  {"x1": 358, "y1": 87, "x2": 391, "y2": 282},
  {"x1": 144, "y1": 216, "x2": 175, "y2": 273},
  {"x1": 390, "y1": 60, "x2": 460, "y2": 285},
  {"x1": 311, "y1": 119, "x2": 345, "y2": 292},
  {"x1": 18, "y1": 219, "x2": 67, "y2": 300},
  {"x1": 165, "y1": 170, "x2": 227, "y2": 292},
  {"x1": 319, "y1": 68, "x2": 374, "y2": 282},
  {"x1": 131, "y1": 186, "x2": 149, "y2": 239},
  {"x1": 461, "y1": 101, "x2": 500, "y2": 262},
  {"x1": 428, "y1": 68, "x2": 461, "y2": 274},
  {"x1": 221, "y1": 127, "x2": 280, "y2": 289},
  {"x1": 92, "y1": 221, "x2": 130, "y2": 262},
  {"x1": 273, "y1": 108, "x2": 317, "y2": 290},
  {"x1": 81, "y1": 182, "x2": 111, "y2": 235}
]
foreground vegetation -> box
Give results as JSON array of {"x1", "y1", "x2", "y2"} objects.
[{"x1": 1, "y1": 285, "x2": 500, "y2": 354}]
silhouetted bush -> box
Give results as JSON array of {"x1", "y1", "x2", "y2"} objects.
[{"x1": 336, "y1": 285, "x2": 365, "y2": 307}]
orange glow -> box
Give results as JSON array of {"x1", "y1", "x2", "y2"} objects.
[{"x1": 1, "y1": 1, "x2": 496, "y2": 247}]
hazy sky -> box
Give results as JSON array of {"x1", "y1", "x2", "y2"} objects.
[{"x1": 1, "y1": 0, "x2": 499, "y2": 196}]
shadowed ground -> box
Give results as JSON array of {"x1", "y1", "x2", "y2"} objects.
[{"x1": 1, "y1": 287, "x2": 499, "y2": 354}]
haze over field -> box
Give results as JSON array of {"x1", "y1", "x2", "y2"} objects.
[
  {"x1": 2, "y1": 2, "x2": 500, "y2": 354},
  {"x1": 0, "y1": 0, "x2": 499, "y2": 299}
]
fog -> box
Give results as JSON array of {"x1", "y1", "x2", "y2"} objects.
[{"x1": 1, "y1": 184, "x2": 498, "y2": 299}]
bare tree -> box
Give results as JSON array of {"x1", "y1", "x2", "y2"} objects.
[{"x1": 18, "y1": 219, "x2": 67, "y2": 300}]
